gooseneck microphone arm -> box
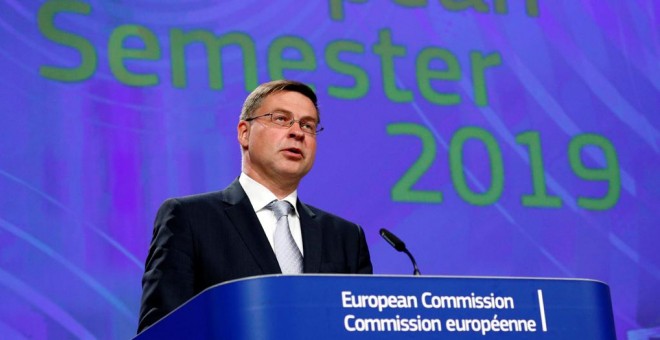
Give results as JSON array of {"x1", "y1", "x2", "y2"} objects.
[{"x1": 379, "y1": 228, "x2": 421, "y2": 276}]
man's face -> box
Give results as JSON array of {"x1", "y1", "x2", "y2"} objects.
[{"x1": 238, "y1": 91, "x2": 318, "y2": 187}]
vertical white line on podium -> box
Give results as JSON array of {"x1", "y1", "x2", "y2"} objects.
[{"x1": 537, "y1": 289, "x2": 547, "y2": 332}]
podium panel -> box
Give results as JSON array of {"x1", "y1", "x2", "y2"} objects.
[{"x1": 136, "y1": 275, "x2": 615, "y2": 339}]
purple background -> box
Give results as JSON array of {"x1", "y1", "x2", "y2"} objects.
[{"x1": 0, "y1": 1, "x2": 658, "y2": 339}]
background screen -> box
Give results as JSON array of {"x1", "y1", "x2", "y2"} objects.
[{"x1": 0, "y1": 1, "x2": 658, "y2": 339}]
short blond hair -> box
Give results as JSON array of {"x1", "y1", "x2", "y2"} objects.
[{"x1": 239, "y1": 80, "x2": 320, "y2": 123}]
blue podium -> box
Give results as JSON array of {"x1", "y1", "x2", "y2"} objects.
[{"x1": 136, "y1": 275, "x2": 615, "y2": 339}]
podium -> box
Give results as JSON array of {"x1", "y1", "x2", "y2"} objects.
[{"x1": 136, "y1": 275, "x2": 616, "y2": 339}]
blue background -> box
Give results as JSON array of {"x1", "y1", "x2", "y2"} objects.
[{"x1": 0, "y1": 1, "x2": 658, "y2": 339}]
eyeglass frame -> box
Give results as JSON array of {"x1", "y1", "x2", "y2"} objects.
[{"x1": 244, "y1": 111, "x2": 324, "y2": 135}]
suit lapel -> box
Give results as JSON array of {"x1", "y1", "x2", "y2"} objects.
[
  {"x1": 298, "y1": 201, "x2": 322, "y2": 273},
  {"x1": 222, "y1": 180, "x2": 282, "y2": 274}
]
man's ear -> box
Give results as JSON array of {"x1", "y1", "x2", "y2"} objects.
[{"x1": 237, "y1": 121, "x2": 250, "y2": 148}]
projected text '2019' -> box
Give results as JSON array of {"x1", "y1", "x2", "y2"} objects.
[{"x1": 388, "y1": 123, "x2": 620, "y2": 210}]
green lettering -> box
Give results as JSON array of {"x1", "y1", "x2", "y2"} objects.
[
  {"x1": 373, "y1": 29, "x2": 412, "y2": 103},
  {"x1": 108, "y1": 25, "x2": 160, "y2": 86},
  {"x1": 416, "y1": 47, "x2": 461, "y2": 106},
  {"x1": 325, "y1": 40, "x2": 369, "y2": 99},
  {"x1": 569, "y1": 134, "x2": 620, "y2": 210},
  {"x1": 38, "y1": 0, "x2": 96, "y2": 82},
  {"x1": 393, "y1": 0, "x2": 428, "y2": 7},
  {"x1": 525, "y1": 0, "x2": 540, "y2": 17},
  {"x1": 387, "y1": 123, "x2": 443, "y2": 203},
  {"x1": 450, "y1": 126, "x2": 503, "y2": 206},
  {"x1": 493, "y1": 0, "x2": 507, "y2": 13},
  {"x1": 170, "y1": 29, "x2": 257, "y2": 91},
  {"x1": 516, "y1": 131, "x2": 562, "y2": 208},
  {"x1": 268, "y1": 36, "x2": 317, "y2": 86},
  {"x1": 440, "y1": 0, "x2": 489, "y2": 13},
  {"x1": 492, "y1": 0, "x2": 540, "y2": 17},
  {"x1": 328, "y1": 0, "x2": 368, "y2": 21},
  {"x1": 470, "y1": 51, "x2": 501, "y2": 107}
]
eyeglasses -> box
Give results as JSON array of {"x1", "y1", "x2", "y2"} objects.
[{"x1": 245, "y1": 111, "x2": 324, "y2": 135}]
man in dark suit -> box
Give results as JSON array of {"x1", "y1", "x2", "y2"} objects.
[{"x1": 138, "y1": 80, "x2": 373, "y2": 333}]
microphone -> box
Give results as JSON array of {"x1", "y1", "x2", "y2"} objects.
[{"x1": 379, "y1": 228, "x2": 421, "y2": 275}]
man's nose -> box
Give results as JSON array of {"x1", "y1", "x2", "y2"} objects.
[{"x1": 288, "y1": 121, "x2": 305, "y2": 139}]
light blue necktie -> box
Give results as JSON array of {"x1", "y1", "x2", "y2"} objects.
[{"x1": 268, "y1": 200, "x2": 303, "y2": 274}]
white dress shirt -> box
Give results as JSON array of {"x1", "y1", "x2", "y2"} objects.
[{"x1": 238, "y1": 173, "x2": 304, "y2": 255}]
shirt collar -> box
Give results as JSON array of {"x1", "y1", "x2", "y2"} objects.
[{"x1": 239, "y1": 173, "x2": 299, "y2": 215}]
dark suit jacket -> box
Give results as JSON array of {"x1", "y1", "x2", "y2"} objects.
[{"x1": 138, "y1": 180, "x2": 372, "y2": 332}]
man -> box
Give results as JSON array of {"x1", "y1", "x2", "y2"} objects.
[{"x1": 138, "y1": 80, "x2": 373, "y2": 333}]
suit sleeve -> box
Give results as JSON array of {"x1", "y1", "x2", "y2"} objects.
[
  {"x1": 355, "y1": 224, "x2": 373, "y2": 274},
  {"x1": 138, "y1": 199, "x2": 196, "y2": 333}
]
